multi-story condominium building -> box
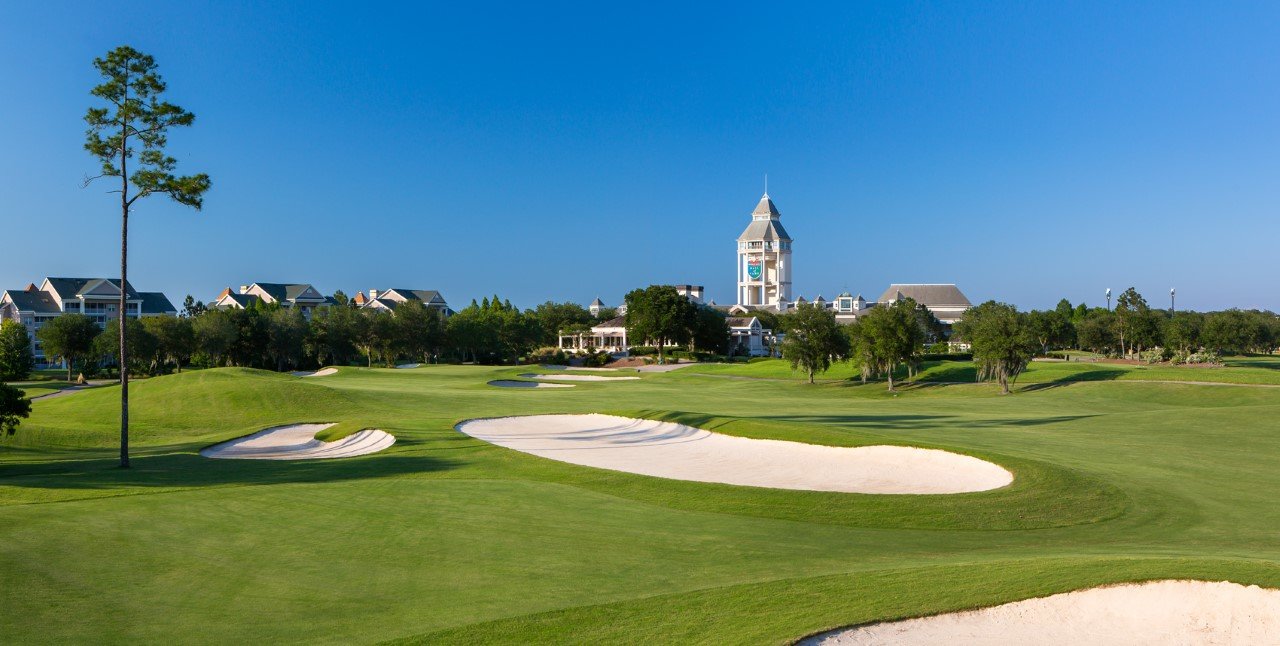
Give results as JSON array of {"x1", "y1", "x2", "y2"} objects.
[
  {"x1": 0, "y1": 277, "x2": 177, "y2": 362},
  {"x1": 353, "y1": 289, "x2": 451, "y2": 315},
  {"x1": 211, "y1": 283, "x2": 333, "y2": 319}
]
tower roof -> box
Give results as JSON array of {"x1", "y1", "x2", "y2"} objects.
[
  {"x1": 752, "y1": 193, "x2": 781, "y2": 219},
  {"x1": 738, "y1": 193, "x2": 792, "y2": 242}
]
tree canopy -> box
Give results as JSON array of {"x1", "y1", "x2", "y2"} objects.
[
  {"x1": 780, "y1": 305, "x2": 847, "y2": 384},
  {"x1": 955, "y1": 301, "x2": 1038, "y2": 394},
  {"x1": 36, "y1": 314, "x2": 100, "y2": 381},
  {"x1": 624, "y1": 285, "x2": 696, "y2": 364},
  {"x1": 0, "y1": 320, "x2": 34, "y2": 381}
]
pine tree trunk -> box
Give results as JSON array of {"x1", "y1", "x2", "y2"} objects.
[{"x1": 119, "y1": 190, "x2": 130, "y2": 468}]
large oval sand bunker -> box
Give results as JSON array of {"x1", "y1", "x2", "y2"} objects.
[
  {"x1": 455, "y1": 414, "x2": 1012, "y2": 493},
  {"x1": 201, "y1": 423, "x2": 395, "y2": 460},
  {"x1": 800, "y1": 580, "x2": 1280, "y2": 645}
]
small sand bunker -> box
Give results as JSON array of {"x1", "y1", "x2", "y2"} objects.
[
  {"x1": 201, "y1": 423, "x2": 394, "y2": 460},
  {"x1": 488, "y1": 380, "x2": 574, "y2": 389},
  {"x1": 291, "y1": 367, "x2": 338, "y2": 378},
  {"x1": 455, "y1": 414, "x2": 1011, "y2": 493},
  {"x1": 520, "y1": 373, "x2": 640, "y2": 382},
  {"x1": 801, "y1": 580, "x2": 1280, "y2": 645}
]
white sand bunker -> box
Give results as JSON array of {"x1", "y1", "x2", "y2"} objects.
[
  {"x1": 291, "y1": 367, "x2": 338, "y2": 378},
  {"x1": 455, "y1": 414, "x2": 1012, "y2": 493},
  {"x1": 488, "y1": 380, "x2": 574, "y2": 389},
  {"x1": 200, "y1": 423, "x2": 394, "y2": 460},
  {"x1": 801, "y1": 580, "x2": 1280, "y2": 645},
  {"x1": 519, "y1": 373, "x2": 640, "y2": 382}
]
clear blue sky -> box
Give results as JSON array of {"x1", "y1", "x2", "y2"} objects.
[{"x1": 2, "y1": 2, "x2": 1277, "y2": 311}]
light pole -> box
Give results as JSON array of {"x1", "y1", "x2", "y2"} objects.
[
  {"x1": 1170, "y1": 288, "x2": 1176, "y2": 313},
  {"x1": 1106, "y1": 288, "x2": 1112, "y2": 311}
]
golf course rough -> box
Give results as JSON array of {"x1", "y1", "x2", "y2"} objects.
[
  {"x1": 200, "y1": 423, "x2": 395, "y2": 459},
  {"x1": 455, "y1": 414, "x2": 1013, "y2": 493},
  {"x1": 800, "y1": 579, "x2": 1280, "y2": 645}
]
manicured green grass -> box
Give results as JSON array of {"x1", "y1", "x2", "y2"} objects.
[
  {"x1": 688, "y1": 356, "x2": 1280, "y2": 386},
  {"x1": 3, "y1": 364, "x2": 1280, "y2": 643}
]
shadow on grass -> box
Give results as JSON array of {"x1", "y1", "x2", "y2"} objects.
[
  {"x1": 763, "y1": 413, "x2": 1096, "y2": 431},
  {"x1": 0, "y1": 438, "x2": 460, "y2": 491}
]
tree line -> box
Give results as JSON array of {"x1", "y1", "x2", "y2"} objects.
[{"x1": 777, "y1": 287, "x2": 1280, "y2": 394}]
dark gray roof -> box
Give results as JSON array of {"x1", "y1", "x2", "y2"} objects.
[
  {"x1": 737, "y1": 219, "x2": 792, "y2": 242},
  {"x1": 221, "y1": 292, "x2": 262, "y2": 308},
  {"x1": 2, "y1": 289, "x2": 61, "y2": 313},
  {"x1": 726, "y1": 316, "x2": 757, "y2": 328},
  {"x1": 385, "y1": 289, "x2": 446, "y2": 304},
  {"x1": 589, "y1": 297, "x2": 604, "y2": 307},
  {"x1": 876, "y1": 284, "x2": 971, "y2": 307},
  {"x1": 594, "y1": 315, "x2": 627, "y2": 328},
  {"x1": 45, "y1": 277, "x2": 138, "y2": 299},
  {"x1": 138, "y1": 292, "x2": 177, "y2": 315}
]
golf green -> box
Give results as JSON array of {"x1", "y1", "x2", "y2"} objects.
[{"x1": 3, "y1": 360, "x2": 1280, "y2": 643}]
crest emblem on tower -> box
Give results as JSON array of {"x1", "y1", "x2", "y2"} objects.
[{"x1": 747, "y1": 259, "x2": 763, "y2": 280}]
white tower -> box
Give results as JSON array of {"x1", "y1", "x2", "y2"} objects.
[{"x1": 736, "y1": 193, "x2": 793, "y2": 308}]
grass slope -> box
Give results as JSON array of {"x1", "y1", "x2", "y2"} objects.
[{"x1": 2, "y1": 364, "x2": 1280, "y2": 643}]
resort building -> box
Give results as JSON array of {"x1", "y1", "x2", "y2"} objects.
[
  {"x1": 588, "y1": 297, "x2": 606, "y2": 316},
  {"x1": 212, "y1": 283, "x2": 332, "y2": 318},
  {"x1": 558, "y1": 315, "x2": 629, "y2": 355},
  {"x1": 874, "y1": 284, "x2": 972, "y2": 325},
  {"x1": 0, "y1": 277, "x2": 177, "y2": 362},
  {"x1": 736, "y1": 193, "x2": 793, "y2": 309},
  {"x1": 355, "y1": 289, "x2": 451, "y2": 315},
  {"x1": 728, "y1": 316, "x2": 771, "y2": 357}
]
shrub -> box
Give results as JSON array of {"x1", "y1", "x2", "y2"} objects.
[
  {"x1": 628, "y1": 346, "x2": 659, "y2": 356},
  {"x1": 581, "y1": 351, "x2": 611, "y2": 367},
  {"x1": 525, "y1": 347, "x2": 568, "y2": 365}
]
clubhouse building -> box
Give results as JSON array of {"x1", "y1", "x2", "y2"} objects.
[{"x1": 0, "y1": 277, "x2": 177, "y2": 363}]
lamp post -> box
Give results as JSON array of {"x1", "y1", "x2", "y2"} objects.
[
  {"x1": 1171, "y1": 288, "x2": 1176, "y2": 313},
  {"x1": 1106, "y1": 288, "x2": 1112, "y2": 311}
]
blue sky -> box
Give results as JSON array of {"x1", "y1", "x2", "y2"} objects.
[{"x1": 1, "y1": 2, "x2": 1277, "y2": 311}]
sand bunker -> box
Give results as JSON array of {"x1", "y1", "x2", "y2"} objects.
[
  {"x1": 801, "y1": 580, "x2": 1280, "y2": 645},
  {"x1": 488, "y1": 380, "x2": 574, "y2": 389},
  {"x1": 200, "y1": 423, "x2": 394, "y2": 460},
  {"x1": 395, "y1": 363, "x2": 421, "y2": 369},
  {"x1": 455, "y1": 414, "x2": 1012, "y2": 493},
  {"x1": 291, "y1": 367, "x2": 337, "y2": 378},
  {"x1": 520, "y1": 373, "x2": 640, "y2": 382}
]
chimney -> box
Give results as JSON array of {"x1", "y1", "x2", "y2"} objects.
[
  {"x1": 369, "y1": 289, "x2": 378, "y2": 300},
  {"x1": 239, "y1": 285, "x2": 250, "y2": 294}
]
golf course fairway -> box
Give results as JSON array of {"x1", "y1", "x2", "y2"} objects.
[{"x1": 4, "y1": 359, "x2": 1280, "y2": 644}]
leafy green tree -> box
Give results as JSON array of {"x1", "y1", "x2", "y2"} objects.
[
  {"x1": 1202, "y1": 310, "x2": 1262, "y2": 355},
  {"x1": 624, "y1": 285, "x2": 696, "y2": 364},
  {"x1": 1076, "y1": 309, "x2": 1119, "y2": 355},
  {"x1": 592, "y1": 307, "x2": 618, "y2": 323},
  {"x1": 912, "y1": 302, "x2": 946, "y2": 344},
  {"x1": 94, "y1": 318, "x2": 158, "y2": 377},
  {"x1": 691, "y1": 307, "x2": 731, "y2": 354},
  {"x1": 859, "y1": 299, "x2": 924, "y2": 391},
  {"x1": 1113, "y1": 287, "x2": 1152, "y2": 358},
  {"x1": 843, "y1": 320, "x2": 878, "y2": 384},
  {"x1": 955, "y1": 301, "x2": 1038, "y2": 394},
  {"x1": 1026, "y1": 309, "x2": 1072, "y2": 355},
  {"x1": 306, "y1": 304, "x2": 359, "y2": 366},
  {"x1": 266, "y1": 308, "x2": 308, "y2": 371},
  {"x1": 394, "y1": 300, "x2": 446, "y2": 363},
  {"x1": 780, "y1": 305, "x2": 848, "y2": 384},
  {"x1": 84, "y1": 45, "x2": 211, "y2": 467},
  {"x1": 0, "y1": 320, "x2": 34, "y2": 381},
  {"x1": 529, "y1": 301, "x2": 593, "y2": 347},
  {"x1": 193, "y1": 309, "x2": 239, "y2": 366},
  {"x1": 141, "y1": 315, "x2": 195, "y2": 373},
  {"x1": 0, "y1": 383, "x2": 31, "y2": 436},
  {"x1": 1162, "y1": 311, "x2": 1204, "y2": 357},
  {"x1": 36, "y1": 314, "x2": 100, "y2": 381}
]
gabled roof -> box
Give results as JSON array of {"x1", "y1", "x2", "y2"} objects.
[
  {"x1": 250, "y1": 283, "x2": 325, "y2": 303},
  {"x1": 219, "y1": 292, "x2": 262, "y2": 308},
  {"x1": 1, "y1": 289, "x2": 61, "y2": 313},
  {"x1": 138, "y1": 292, "x2": 177, "y2": 315},
  {"x1": 876, "y1": 284, "x2": 972, "y2": 307},
  {"x1": 44, "y1": 277, "x2": 139, "y2": 300},
  {"x1": 383, "y1": 289, "x2": 446, "y2": 305}
]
